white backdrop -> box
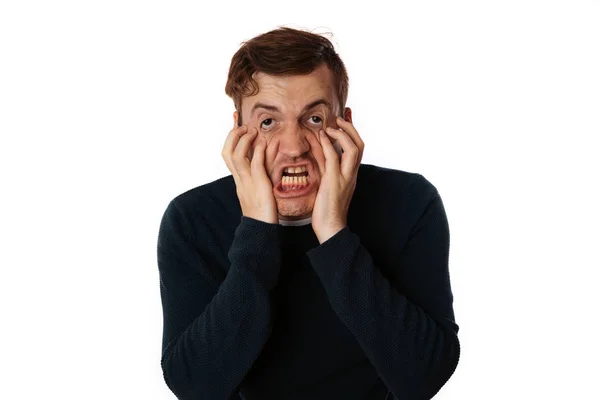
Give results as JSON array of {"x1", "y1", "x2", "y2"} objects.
[{"x1": 1, "y1": 0, "x2": 599, "y2": 399}]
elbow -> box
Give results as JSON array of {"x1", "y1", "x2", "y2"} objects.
[
  {"x1": 161, "y1": 349, "x2": 204, "y2": 400},
  {"x1": 423, "y1": 330, "x2": 460, "y2": 399},
  {"x1": 442, "y1": 330, "x2": 460, "y2": 383},
  {"x1": 161, "y1": 349, "x2": 232, "y2": 400},
  {"x1": 161, "y1": 351, "x2": 189, "y2": 399}
]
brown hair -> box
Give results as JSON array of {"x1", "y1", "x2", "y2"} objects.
[{"x1": 225, "y1": 27, "x2": 349, "y2": 126}]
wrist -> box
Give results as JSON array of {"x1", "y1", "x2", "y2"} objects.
[
  {"x1": 242, "y1": 208, "x2": 278, "y2": 224},
  {"x1": 314, "y1": 222, "x2": 345, "y2": 244}
]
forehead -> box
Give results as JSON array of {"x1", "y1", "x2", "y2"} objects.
[{"x1": 242, "y1": 64, "x2": 338, "y2": 113}]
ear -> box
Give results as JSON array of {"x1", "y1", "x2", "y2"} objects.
[
  {"x1": 343, "y1": 107, "x2": 352, "y2": 123},
  {"x1": 232, "y1": 111, "x2": 239, "y2": 128}
]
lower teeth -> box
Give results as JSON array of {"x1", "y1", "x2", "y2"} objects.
[
  {"x1": 283, "y1": 185, "x2": 307, "y2": 191},
  {"x1": 281, "y1": 175, "x2": 308, "y2": 190}
]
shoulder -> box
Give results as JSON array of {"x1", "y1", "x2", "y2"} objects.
[
  {"x1": 356, "y1": 163, "x2": 440, "y2": 206},
  {"x1": 163, "y1": 175, "x2": 241, "y2": 237},
  {"x1": 158, "y1": 175, "x2": 241, "y2": 281},
  {"x1": 172, "y1": 175, "x2": 238, "y2": 213},
  {"x1": 350, "y1": 164, "x2": 442, "y2": 237}
]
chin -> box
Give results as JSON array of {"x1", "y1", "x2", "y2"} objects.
[{"x1": 276, "y1": 197, "x2": 315, "y2": 220}]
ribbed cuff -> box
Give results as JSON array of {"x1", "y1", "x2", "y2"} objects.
[
  {"x1": 227, "y1": 216, "x2": 283, "y2": 289},
  {"x1": 306, "y1": 226, "x2": 361, "y2": 282}
]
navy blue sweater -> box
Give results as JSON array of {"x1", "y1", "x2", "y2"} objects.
[{"x1": 157, "y1": 164, "x2": 460, "y2": 399}]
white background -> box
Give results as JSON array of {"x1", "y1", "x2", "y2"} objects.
[{"x1": 1, "y1": 0, "x2": 599, "y2": 399}]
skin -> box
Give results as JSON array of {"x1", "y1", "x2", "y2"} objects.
[{"x1": 222, "y1": 63, "x2": 365, "y2": 243}]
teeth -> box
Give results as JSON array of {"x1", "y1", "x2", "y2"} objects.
[
  {"x1": 280, "y1": 166, "x2": 309, "y2": 191},
  {"x1": 284, "y1": 166, "x2": 307, "y2": 174},
  {"x1": 281, "y1": 175, "x2": 309, "y2": 189}
]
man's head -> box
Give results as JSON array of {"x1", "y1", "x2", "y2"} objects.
[{"x1": 225, "y1": 27, "x2": 351, "y2": 221}]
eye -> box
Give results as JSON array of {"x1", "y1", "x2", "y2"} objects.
[
  {"x1": 308, "y1": 116, "x2": 323, "y2": 125},
  {"x1": 260, "y1": 118, "x2": 274, "y2": 130}
]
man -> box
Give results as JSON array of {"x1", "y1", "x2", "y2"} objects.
[{"x1": 157, "y1": 27, "x2": 460, "y2": 400}]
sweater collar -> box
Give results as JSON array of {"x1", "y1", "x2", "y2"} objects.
[{"x1": 279, "y1": 216, "x2": 312, "y2": 226}]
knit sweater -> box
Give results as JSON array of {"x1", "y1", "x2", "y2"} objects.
[{"x1": 157, "y1": 163, "x2": 460, "y2": 400}]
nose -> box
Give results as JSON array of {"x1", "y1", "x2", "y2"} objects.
[{"x1": 276, "y1": 122, "x2": 311, "y2": 159}]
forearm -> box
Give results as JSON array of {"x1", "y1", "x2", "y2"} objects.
[
  {"x1": 161, "y1": 264, "x2": 275, "y2": 400},
  {"x1": 159, "y1": 212, "x2": 282, "y2": 400},
  {"x1": 308, "y1": 228, "x2": 460, "y2": 399}
]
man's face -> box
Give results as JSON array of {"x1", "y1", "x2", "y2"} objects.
[{"x1": 234, "y1": 63, "x2": 350, "y2": 221}]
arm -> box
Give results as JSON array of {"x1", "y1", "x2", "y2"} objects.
[
  {"x1": 158, "y1": 200, "x2": 281, "y2": 400},
  {"x1": 307, "y1": 194, "x2": 460, "y2": 399}
]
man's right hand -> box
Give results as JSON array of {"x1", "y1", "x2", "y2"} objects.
[{"x1": 222, "y1": 123, "x2": 278, "y2": 224}]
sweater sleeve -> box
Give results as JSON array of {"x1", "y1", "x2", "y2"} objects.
[
  {"x1": 157, "y1": 200, "x2": 282, "y2": 400},
  {"x1": 306, "y1": 194, "x2": 460, "y2": 400}
]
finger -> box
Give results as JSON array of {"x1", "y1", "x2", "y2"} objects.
[
  {"x1": 325, "y1": 127, "x2": 359, "y2": 178},
  {"x1": 222, "y1": 124, "x2": 248, "y2": 162},
  {"x1": 222, "y1": 127, "x2": 249, "y2": 179},
  {"x1": 319, "y1": 129, "x2": 341, "y2": 175},
  {"x1": 336, "y1": 116, "x2": 365, "y2": 154},
  {"x1": 232, "y1": 127, "x2": 258, "y2": 174},
  {"x1": 306, "y1": 132, "x2": 326, "y2": 175},
  {"x1": 250, "y1": 135, "x2": 267, "y2": 177}
]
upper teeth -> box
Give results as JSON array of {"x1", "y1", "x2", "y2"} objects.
[{"x1": 284, "y1": 166, "x2": 307, "y2": 174}]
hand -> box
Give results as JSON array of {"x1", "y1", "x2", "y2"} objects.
[
  {"x1": 221, "y1": 122, "x2": 278, "y2": 224},
  {"x1": 312, "y1": 116, "x2": 365, "y2": 243}
]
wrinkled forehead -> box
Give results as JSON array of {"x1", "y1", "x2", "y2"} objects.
[{"x1": 242, "y1": 66, "x2": 339, "y2": 115}]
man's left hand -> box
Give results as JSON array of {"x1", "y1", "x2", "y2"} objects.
[{"x1": 312, "y1": 116, "x2": 364, "y2": 243}]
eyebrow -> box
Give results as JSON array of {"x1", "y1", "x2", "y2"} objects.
[{"x1": 250, "y1": 98, "x2": 332, "y2": 117}]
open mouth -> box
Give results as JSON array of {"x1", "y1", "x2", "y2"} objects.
[
  {"x1": 280, "y1": 165, "x2": 310, "y2": 191},
  {"x1": 273, "y1": 164, "x2": 315, "y2": 198}
]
